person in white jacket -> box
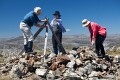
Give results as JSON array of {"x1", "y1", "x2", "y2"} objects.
[{"x1": 50, "y1": 11, "x2": 66, "y2": 55}]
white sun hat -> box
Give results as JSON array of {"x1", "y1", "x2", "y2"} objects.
[
  {"x1": 34, "y1": 7, "x2": 42, "y2": 15},
  {"x1": 82, "y1": 19, "x2": 90, "y2": 27}
]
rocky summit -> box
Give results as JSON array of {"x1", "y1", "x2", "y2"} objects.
[{"x1": 0, "y1": 46, "x2": 120, "y2": 80}]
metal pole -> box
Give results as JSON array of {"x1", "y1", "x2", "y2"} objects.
[{"x1": 43, "y1": 27, "x2": 48, "y2": 62}]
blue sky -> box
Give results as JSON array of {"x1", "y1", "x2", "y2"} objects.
[{"x1": 0, "y1": 0, "x2": 120, "y2": 38}]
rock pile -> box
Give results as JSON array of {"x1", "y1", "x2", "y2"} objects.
[{"x1": 0, "y1": 47, "x2": 120, "y2": 80}]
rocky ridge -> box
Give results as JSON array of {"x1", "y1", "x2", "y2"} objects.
[{"x1": 0, "y1": 46, "x2": 120, "y2": 80}]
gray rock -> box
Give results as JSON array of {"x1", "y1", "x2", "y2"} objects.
[
  {"x1": 54, "y1": 69, "x2": 62, "y2": 77},
  {"x1": 67, "y1": 54, "x2": 75, "y2": 60},
  {"x1": 88, "y1": 71, "x2": 100, "y2": 77},
  {"x1": 69, "y1": 50, "x2": 77, "y2": 55},
  {"x1": 88, "y1": 77, "x2": 99, "y2": 80},
  {"x1": 46, "y1": 73, "x2": 55, "y2": 80},
  {"x1": 48, "y1": 52, "x2": 56, "y2": 59},
  {"x1": 86, "y1": 50, "x2": 97, "y2": 58},
  {"x1": 103, "y1": 74, "x2": 115, "y2": 79},
  {"x1": 10, "y1": 65, "x2": 19, "y2": 73},
  {"x1": 75, "y1": 59, "x2": 82, "y2": 66},
  {"x1": 84, "y1": 63, "x2": 93, "y2": 75},
  {"x1": 66, "y1": 71, "x2": 81, "y2": 80},
  {"x1": 77, "y1": 67, "x2": 87, "y2": 75},
  {"x1": 113, "y1": 55, "x2": 120, "y2": 63},
  {"x1": 117, "y1": 47, "x2": 120, "y2": 51},
  {"x1": 101, "y1": 64, "x2": 108, "y2": 70},
  {"x1": 19, "y1": 58, "x2": 27, "y2": 63},
  {"x1": 10, "y1": 64, "x2": 23, "y2": 79},
  {"x1": 84, "y1": 60, "x2": 91, "y2": 65},
  {"x1": 18, "y1": 63, "x2": 24, "y2": 71},
  {"x1": 66, "y1": 60, "x2": 75, "y2": 68},
  {"x1": 76, "y1": 71, "x2": 84, "y2": 77},
  {"x1": 25, "y1": 74, "x2": 42, "y2": 80},
  {"x1": 35, "y1": 68, "x2": 48, "y2": 76},
  {"x1": 33, "y1": 61, "x2": 42, "y2": 68}
]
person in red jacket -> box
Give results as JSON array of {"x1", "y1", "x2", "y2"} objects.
[{"x1": 82, "y1": 19, "x2": 107, "y2": 58}]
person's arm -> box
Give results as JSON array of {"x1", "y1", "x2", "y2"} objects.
[
  {"x1": 88, "y1": 27, "x2": 93, "y2": 42},
  {"x1": 92, "y1": 25, "x2": 97, "y2": 40},
  {"x1": 35, "y1": 23, "x2": 46, "y2": 28},
  {"x1": 56, "y1": 19, "x2": 66, "y2": 32},
  {"x1": 39, "y1": 19, "x2": 47, "y2": 22},
  {"x1": 30, "y1": 16, "x2": 46, "y2": 28},
  {"x1": 91, "y1": 24, "x2": 97, "y2": 45},
  {"x1": 50, "y1": 19, "x2": 54, "y2": 26}
]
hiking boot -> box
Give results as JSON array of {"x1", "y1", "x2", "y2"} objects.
[
  {"x1": 28, "y1": 52, "x2": 37, "y2": 55},
  {"x1": 27, "y1": 41, "x2": 33, "y2": 52},
  {"x1": 58, "y1": 52, "x2": 62, "y2": 56},
  {"x1": 24, "y1": 44, "x2": 28, "y2": 53}
]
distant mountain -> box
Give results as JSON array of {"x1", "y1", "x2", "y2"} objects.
[
  {"x1": 0, "y1": 34, "x2": 120, "y2": 49},
  {"x1": 0, "y1": 34, "x2": 120, "y2": 57}
]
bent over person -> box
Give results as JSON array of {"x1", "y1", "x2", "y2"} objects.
[
  {"x1": 20, "y1": 7, "x2": 47, "y2": 54},
  {"x1": 82, "y1": 19, "x2": 107, "y2": 58}
]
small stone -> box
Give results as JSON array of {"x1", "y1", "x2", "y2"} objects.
[
  {"x1": 46, "y1": 74, "x2": 55, "y2": 80},
  {"x1": 25, "y1": 74, "x2": 42, "y2": 80},
  {"x1": 67, "y1": 54, "x2": 75, "y2": 60},
  {"x1": 48, "y1": 52, "x2": 56, "y2": 59},
  {"x1": 69, "y1": 50, "x2": 77, "y2": 55},
  {"x1": 103, "y1": 74, "x2": 115, "y2": 79},
  {"x1": 2, "y1": 68, "x2": 10, "y2": 73},
  {"x1": 69, "y1": 72, "x2": 81, "y2": 80},
  {"x1": 33, "y1": 61, "x2": 42, "y2": 68},
  {"x1": 113, "y1": 55, "x2": 120, "y2": 63},
  {"x1": 101, "y1": 64, "x2": 108, "y2": 70},
  {"x1": 10, "y1": 65, "x2": 19, "y2": 73},
  {"x1": 88, "y1": 71, "x2": 100, "y2": 77},
  {"x1": 54, "y1": 69, "x2": 62, "y2": 77},
  {"x1": 35, "y1": 68, "x2": 48, "y2": 76},
  {"x1": 75, "y1": 59, "x2": 82, "y2": 66},
  {"x1": 78, "y1": 67, "x2": 87, "y2": 75},
  {"x1": 19, "y1": 58, "x2": 27, "y2": 63},
  {"x1": 84, "y1": 62, "x2": 93, "y2": 75},
  {"x1": 66, "y1": 60, "x2": 75, "y2": 68},
  {"x1": 88, "y1": 77, "x2": 99, "y2": 80}
]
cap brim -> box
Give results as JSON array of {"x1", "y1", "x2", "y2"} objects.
[
  {"x1": 53, "y1": 14, "x2": 61, "y2": 16},
  {"x1": 53, "y1": 14, "x2": 57, "y2": 15},
  {"x1": 82, "y1": 21, "x2": 90, "y2": 27},
  {"x1": 37, "y1": 11, "x2": 42, "y2": 15}
]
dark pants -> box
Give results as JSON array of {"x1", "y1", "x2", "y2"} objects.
[
  {"x1": 24, "y1": 41, "x2": 33, "y2": 53},
  {"x1": 95, "y1": 34, "x2": 106, "y2": 57},
  {"x1": 52, "y1": 32, "x2": 62, "y2": 54}
]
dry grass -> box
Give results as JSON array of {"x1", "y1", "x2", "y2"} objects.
[
  {"x1": 107, "y1": 50, "x2": 120, "y2": 56},
  {"x1": 0, "y1": 57, "x2": 4, "y2": 63},
  {"x1": 0, "y1": 75, "x2": 13, "y2": 80}
]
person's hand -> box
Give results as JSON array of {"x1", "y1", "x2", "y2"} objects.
[
  {"x1": 91, "y1": 40, "x2": 95, "y2": 45},
  {"x1": 43, "y1": 19, "x2": 47, "y2": 22},
  {"x1": 41, "y1": 25, "x2": 47, "y2": 28},
  {"x1": 40, "y1": 18, "x2": 48, "y2": 22}
]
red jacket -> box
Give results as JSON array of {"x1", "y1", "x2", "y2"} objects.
[{"x1": 88, "y1": 22, "x2": 107, "y2": 42}]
